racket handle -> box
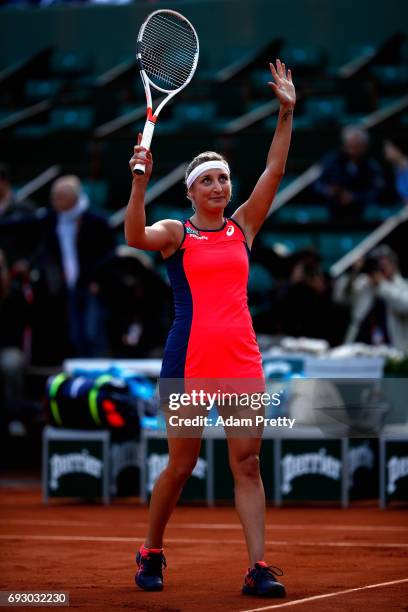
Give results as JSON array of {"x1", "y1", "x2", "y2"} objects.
[{"x1": 133, "y1": 120, "x2": 156, "y2": 175}]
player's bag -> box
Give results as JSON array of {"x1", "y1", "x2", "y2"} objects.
[{"x1": 45, "y1": 374, "x2": 142, "y2": 431}]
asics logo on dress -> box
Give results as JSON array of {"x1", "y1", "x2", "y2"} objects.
[{"x1": 226, "y1": 225, "x2": 234, "y2": 236}]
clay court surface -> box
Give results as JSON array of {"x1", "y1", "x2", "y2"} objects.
[{"x1": 0, "y1": 486, "x2": 407, "y2": 611}]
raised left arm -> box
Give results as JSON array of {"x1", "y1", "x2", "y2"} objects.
[{"x1": 233, "y1": 59, "x2": 295, "y2": 246}]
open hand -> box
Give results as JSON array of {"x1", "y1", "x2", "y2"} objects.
[{"x1": 268, "y1": 59, "x2": 296, "y2": 109}]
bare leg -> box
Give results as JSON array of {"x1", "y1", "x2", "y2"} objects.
[
  {"x1": 144, "y1": 436, "x2": 202, "y2": 548},
  {"x1": 227, "y1": 436, "x2": 265, "y2": 566}
]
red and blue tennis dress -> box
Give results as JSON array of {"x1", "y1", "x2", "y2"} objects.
[{"x1": 160, "y1": 217, "x2": 264, "y2": 395}]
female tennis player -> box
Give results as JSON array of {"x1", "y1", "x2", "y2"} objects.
[{"x1": 125, "y1": 59, "x2": 295, "y2": 598}]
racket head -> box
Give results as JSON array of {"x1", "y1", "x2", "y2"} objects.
[{"x1": 136, "y1": 9, "x2": 199, "y2": 94}]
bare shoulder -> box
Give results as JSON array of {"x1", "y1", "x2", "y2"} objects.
[
  {"x1": 156, "y1": 218, "x2": 184, "y2": 243},
  {"x1": 155, "y1": 218, "x2": 185, "y2": 258},
  {"x1": 157, "y1": 218, "x2": 184, "y2": 233},
  {"x1": 129, "y1": 218, "x2": 184, "y2": 253}
]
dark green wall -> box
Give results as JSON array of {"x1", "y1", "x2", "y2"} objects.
[{"x1": 1, "y1": 0, "x2": 407, "y2": 74}]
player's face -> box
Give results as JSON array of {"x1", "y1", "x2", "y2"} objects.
[{"x1": 189, "y1": 170, "x2": 231, "y2": 211}]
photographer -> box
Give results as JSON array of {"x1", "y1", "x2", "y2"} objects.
[{"x1": 333, "y1": 245, "x2": 408, "y2": 352}]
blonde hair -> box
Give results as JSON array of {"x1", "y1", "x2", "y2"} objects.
[{"x1": 185, "y1": 151, "x2": 229, "y2": 185}]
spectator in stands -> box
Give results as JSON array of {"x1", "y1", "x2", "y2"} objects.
[
  {"x1": 314, "y1": 127, "x2": 384, "y2": 219},
  {"x1": 277, "y1": 252, "x2": 340, "y2": 344},
  {"x1": 0, "y1": 162, "x2": 35, "y2": 219},
  {"x1": 384, "y1": 139, "x2": 408, "y2": 203},
  {"x1": 0, "y1": 249, "x2": 31, "y2": 425},
  {"x1": 103, "y1": 249, "x2": 173, "y2": 358},
  {"x1": 333, "y1": 245, "x2": 408, "y2": 352},
  {"x1": 31, "y1": 175, "x2": 116, "y2": 364},
  {"x1": 0, "y1": 162, "x2": 38, "y2": 265}
]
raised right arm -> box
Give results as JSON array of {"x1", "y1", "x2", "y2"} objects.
[{"x1": 124, "y1": 138, "x2": 183, "y2": 255}]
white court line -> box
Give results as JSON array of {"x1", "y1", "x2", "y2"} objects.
[
  {"x1": 239, "y1": 577, "x2": 408, "y2": 612},
  {"x1": 0, "y1": 532, "x2": 406, "y2": 609},
  {"x1": 5, "y1": 520, "x2": 406, "y2": 533},
  {"x1": 164, "y1": 523, "x2": 408, "y2": 532},
  {"x1": 0, "y1": 535, "x2": 407, "y2": 549},
  {"x1": 5, "y1": 519, "x2": 105, "y2": 527}
]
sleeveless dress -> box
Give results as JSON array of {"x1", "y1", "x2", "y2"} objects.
[{"x1": 159, "y1": 217, "x2": 264, "y2": 398}]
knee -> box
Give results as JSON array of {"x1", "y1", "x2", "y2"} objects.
[
  {"x1": 167, "y1": 461, "x2": 196, "y2": 484},
  {"x1": 230, "y1": 453, "x2": 260, "y2": 481}
]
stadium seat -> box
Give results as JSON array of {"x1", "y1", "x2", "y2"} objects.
[
  {"x1": 260, "y1": 232, "x2": 316, "y2": 253},
  {"x1": 275, "y1": 205, "x2": 330, "y2": 224},
  {"x1": 51, "y1": 50, "x2": 92, "y2": 76},
  {"x1": 319, "y1": 232, "x2": 367, "y2": 262},
  {"x1": 280, "y1": 44, "x2": 325, "y2": 72},
  {"x1": 302, "y1": 97, "x2": 346, "y2": 126},
  {"x1": 363, "y1": 204, "x2": 403, "y2": 222},
  {"x1": 25, "y1": 79, "x2": 62, "y2": 102},
  {"x1": 49, "y1": 107, "x2": 94, "y2": 131},
  {"x1": 173, "y1": 102, "x2": 217, "y2": 126},
  {"x1": 14, "y1": 125, "x2": 51, "y2": 138},
  {"x1": 371, "y1": 65, "x2": 408, "y2": 89}
]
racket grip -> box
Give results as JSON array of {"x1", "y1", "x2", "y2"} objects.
[{"x1": 133, "y1": 120, "x2": 156, "y2": 175}]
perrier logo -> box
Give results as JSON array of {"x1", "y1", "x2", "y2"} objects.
[
  {"x1": 281, "y1": 448, "x2": 341, "y2": 493},
  {"x1": 49, "y1": 449, "x2": 103, "y2": 490},
  {"x1": 387, "y1": 455, "x2": 408, "y2": 494}
]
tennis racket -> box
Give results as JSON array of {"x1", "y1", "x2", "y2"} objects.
[{"x1": 133, "y1": 9, "x2": 199, "y2": 175}]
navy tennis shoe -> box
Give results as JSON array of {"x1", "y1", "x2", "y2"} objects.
[
  {"x1": 242, "y1": 562, "x2": 286, "y2": 598},
  {"x1": 135, "y1": 549, "x2": 167, "y2": 591}
]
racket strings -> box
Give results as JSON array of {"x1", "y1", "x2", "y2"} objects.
[
  {"x1": 140, "y1": 13, "x2": 198, "y2": 90},
  {"x1": 143, "y1": 53, "x2": 185, "y2": 88},
  {"x1": 149, "y1": 14, "x2": 198, "y2": 52},
  {"x1": 141, "y1": 30, "x2": 196, "y2": 83},
  {"x1": 143, "y1": 50, "x2": 188, "y2": 88},
  {"x1": 142, "y1": 31, "x2": 197, "y2": 63},
  {"x1": 142, "y1": 49, "x2": 192, "y2": 87},
  {"x1": 142, "y1": 41, "x2": 192, "y2": 80}
]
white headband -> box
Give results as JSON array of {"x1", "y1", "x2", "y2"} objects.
[{"x1": 186, "y1": 161, "x2": 230, "y2": 190}]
